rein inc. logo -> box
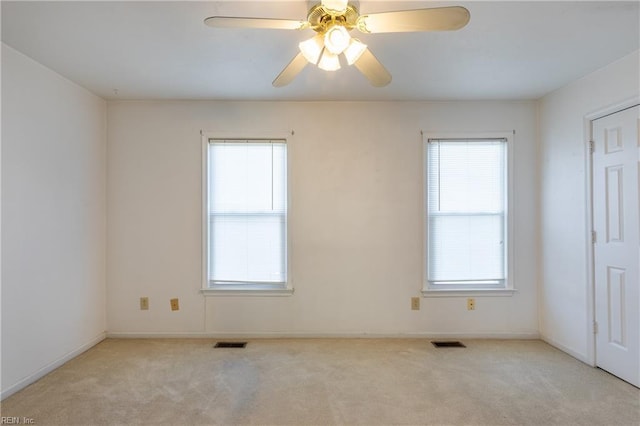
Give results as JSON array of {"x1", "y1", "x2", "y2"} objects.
[{"x1": 1, "y1": 418, "x2": 34, "y2": 425}]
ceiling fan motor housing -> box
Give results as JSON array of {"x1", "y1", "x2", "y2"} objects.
[{"x1": 308, "y1": 3, "x2": 359, "y2": 33}]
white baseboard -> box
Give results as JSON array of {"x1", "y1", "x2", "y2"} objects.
[
  {"x1": 1, "y1": 332, "x2": 106, "y2": 401},
  {"x1": 540, "y1": 334, "x2": 592, "y2": 365},
  {"x1": 106, "y1": 331, "x2": 540, "y2": 340}
]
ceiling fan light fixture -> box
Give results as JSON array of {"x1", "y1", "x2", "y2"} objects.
[
  {"x1": 299, "y1": 35, "x2": 324, "y2": 64},
  {"x1": 317, "y1": 49, "x2": 341, "y2": 71},
  {"x1": 324, "y1": 24, "x2": 351, "y2": 55},
  {"x1": 321, "y1": 0, "x2": 348, "y2": 15},
  {"x1": 343, "y1": 38, "x2": 367, "y2": 65},
  {"x1": 206, "y1": 3, "x2": 471, "y2": 87}
]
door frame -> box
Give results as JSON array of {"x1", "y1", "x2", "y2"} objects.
[{"x1": 584, "y1": 96, "x2": 640, "y2": 367}]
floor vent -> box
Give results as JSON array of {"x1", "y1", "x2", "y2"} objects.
[
  {"x1": 431, "y1": 341, "x2": 466, "y2": 348},
  {"x1": 214, "y1": 342, "x2": 247, "y2": 348}
]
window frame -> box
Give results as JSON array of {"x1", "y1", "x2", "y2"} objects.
[
  {"x1": 422, "y1": 132, "x2": 516, "y2": 297},
  {"x1": 201, "y1": 132, "x2": 293, "y2": 296}
]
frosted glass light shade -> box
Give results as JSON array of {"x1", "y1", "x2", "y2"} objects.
[
  {"x1": 299, "y1": 35, "x2": 324, "y2": 64},
  {"x1": 317, "y1": 50, "x2": 341, "y2": 71},
  {"x1": 324, "y1": 25, "x2": 351, "y2": 54},
  {"x1": 343, "y1": 38, "x2": 367, "y2": 65}
]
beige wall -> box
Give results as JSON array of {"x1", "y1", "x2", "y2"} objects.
[
  {"x1": 538, "y1": 50, "x2": 639, "y2": 362},
  {"x1": 107, "y1": 100, "x2": 538, "y2": 337},
  {"x1": 1, "y1": 44, "x2": 107, "y2": 398}
]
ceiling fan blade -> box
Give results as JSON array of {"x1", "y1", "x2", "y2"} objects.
[
  {"x1": 272, "y1": 52, "x2": 308, "y2": 87},
  {"x1": 204, "y1": 16, "x2": 308, "y2": 30},
  {"x1": 353, "y1": 48, "x2": 391, "y2": 87},
  {"x1": 356, "y1": 6, "x2": 470, "y2": 33}
]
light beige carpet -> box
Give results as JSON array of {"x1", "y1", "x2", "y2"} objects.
[{"x1": 1, "y1": 338, "x2": 638, "y2": 425}]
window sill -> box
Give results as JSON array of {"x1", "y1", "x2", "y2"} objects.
[
  {"x1": 421, "y1": 288, "x2": 517, "y2": 298},
  {"x1": 201, "y1": 285, "x2": 294, "y2": 297}
]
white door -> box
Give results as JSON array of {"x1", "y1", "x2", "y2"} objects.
[{"x1": 592, "y1": 104, "x2": 639, "y2": 387}]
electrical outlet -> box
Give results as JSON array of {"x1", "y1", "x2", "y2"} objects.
[
  {"x1": 411, "y1": 297, "x2": 420, "y2": 310},
  {"x1": 140, "y1": 297, "x2": 149, "y2": 310},
  {"x1": 467, "y1": 298, "x2": 475, "y2": 311},
  {"x1": 170, "y1": 298, "x2": 180, "y2": 311}
]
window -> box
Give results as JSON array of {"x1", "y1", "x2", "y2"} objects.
[
  {"x1": 203, "y1": 138, "x2": 290, "y2": 295},
  {"x1": 423, "y1": 134, "x2": 514, "y2": 295}
]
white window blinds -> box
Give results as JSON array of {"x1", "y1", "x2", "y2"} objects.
[
  {"x1": 208, "y1": 140, "x2": 287, "y2": 285},
  {"x1": 427, "y1": 139, "x2": 507, "y2": 285}
]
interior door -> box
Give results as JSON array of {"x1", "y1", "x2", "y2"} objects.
[{"x1": 592, "y1": 104, "x2": 639, "y2": 387}]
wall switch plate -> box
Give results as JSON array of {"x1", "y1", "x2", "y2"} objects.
[
  {"x1": 411, "y1": 297, "x2": 420, "y2": 310},
  {"x1": 467, "y1": 298, "x2": 475, "y2": 311},
  {"x1": 140, "y1": 297, "x2": 149, "y2": 310},
  {"x1": 170, "y1": 298, "x2": 180, "y2": 311}
]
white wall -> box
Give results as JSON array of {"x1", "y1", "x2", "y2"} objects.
[
  {"x1": 538, "y1": 51, "x2": 640, "y2": 362},
  {"x1": 107, "y1": 100, "x2": 539, "y2": 338},
  {"x1": 1, "y1": 44, "x2": 107, "y2": 398}
]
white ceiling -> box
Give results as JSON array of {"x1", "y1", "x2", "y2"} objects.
[{"x1": 2, "y1": 1, "x2": 638, "y2": 101}]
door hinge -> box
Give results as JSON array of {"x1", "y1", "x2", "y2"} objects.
[
  {"x1": 591, "y1": 230, "x2": 597, "y2": 244},
  {"x1": 589, "y1": 140, "x2": 595, "y2": 154},
  {"x1": 593, "y1": 321, "x2": 599, "y2": 334}
]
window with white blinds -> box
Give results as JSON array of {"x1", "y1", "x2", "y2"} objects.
[
  {"x1": 425, "y1": 137, "x2": 510, "y2": 291},
  {"x1": 206, "y1": 139, "x2": 287, "y2": 289}
]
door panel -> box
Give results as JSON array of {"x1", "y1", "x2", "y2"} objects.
[
  {"x1": 605, "y1": 165, "x2": 624, "y2": 242},
  {"x1": 606, "y1": 266, "x2": 625, "y2": 347},
  {"x1": 592, "y1": 105, "x2": 639, "y2": 387}
]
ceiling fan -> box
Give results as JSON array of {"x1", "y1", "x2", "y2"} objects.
[{"x1": 204, "y1": 0, "x2": 470, "y2": 88}]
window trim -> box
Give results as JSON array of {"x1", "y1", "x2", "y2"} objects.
[
  {"x1": 421, "y1": 132, "x2": 516, "y2": 297},
  {"x1": 200, "y1": 131, "x2": 293, "y2": 296}
]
